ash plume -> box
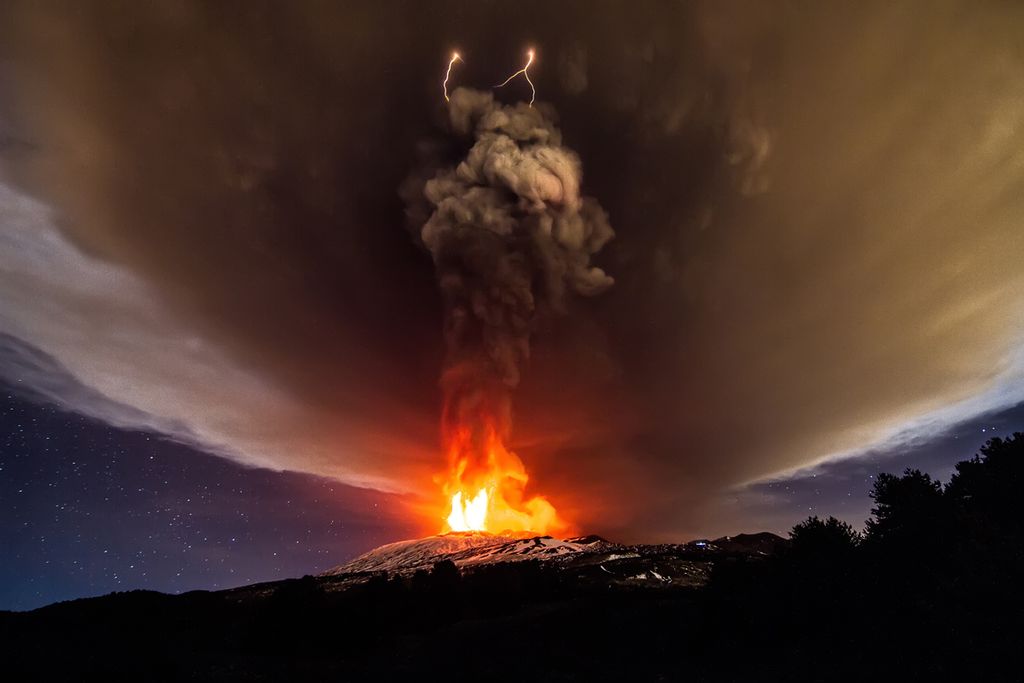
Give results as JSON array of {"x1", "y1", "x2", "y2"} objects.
[
  {"x1": 7, "y1": 1, "x2": 1024, "y2": 540},
  {"x1": 404, "y1": 87, "x2": 614, "y2": 443}
]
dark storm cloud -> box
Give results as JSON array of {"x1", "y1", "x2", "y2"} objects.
[{"x1": 2, "y1": 1, "x2": 1023, "y2": 539}]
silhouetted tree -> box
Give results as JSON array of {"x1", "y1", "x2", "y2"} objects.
[
  {"x1": 431, "y1": 559, "x2": 460, "y2": 587},
  {"x1": 947, "y1": 433, "x2": 1024, "y2": 544},
  {"x1": 789, "y1": 515, "x2": 861, "y2": 556},
  {"x1": 942, "y1": 433, "x2": 1024, "y2": 661},
  {"x1": 864, "y1": 468, "x2": 946, "y2": 550}
]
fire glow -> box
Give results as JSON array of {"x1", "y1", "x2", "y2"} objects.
[
  {"x1": 417, "y1": 46, "x2": 614, "y2": 537},
  {"x1": 441, "y1": 418, "x2": 562, "y2": 534}
]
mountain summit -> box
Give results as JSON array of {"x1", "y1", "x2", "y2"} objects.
[
  {"x1": 322, "y1": 532, "x2": 616, "y2": 575},
  {"x1": 317, "y1": 531, "x2": 787, "y2": 590}
]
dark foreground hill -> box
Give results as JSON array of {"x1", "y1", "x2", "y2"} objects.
[
  {"x1": 2, "y1": 433, "x2": 1022, "y2": 681},
  {"x1": 0, "y1": 531, "x2": 784, "y2": 681}
]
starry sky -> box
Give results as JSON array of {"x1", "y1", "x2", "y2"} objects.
[
  {"x1": 0, "y1": 382, "x2": 415, "y2": 611},
  {"x1": 4, "y1": 377, "x2": 1021, "y2": 611},
  {"x1": 2, "y1": 1, "x2": 1024, "y2": 610}
]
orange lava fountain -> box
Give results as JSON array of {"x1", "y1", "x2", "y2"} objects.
[{"x1": 440, "y1": 416, "x2": 564, "y2": 535}]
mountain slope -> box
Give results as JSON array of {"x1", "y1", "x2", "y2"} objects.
[{"x1": 322, "y1": 532, "x2": 617, "y2": 575}]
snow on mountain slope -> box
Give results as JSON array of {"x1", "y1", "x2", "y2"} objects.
[
  {"x1": 452, "y1": 534, "x2": 616, "y2": 566},
  {"x1": 322, "y1": 532, "x2": 616, "y2": 575}
]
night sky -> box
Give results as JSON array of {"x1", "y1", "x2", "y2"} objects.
[
  {"x1": 1, "y1": 382, "x2": 414, "y2": 611},
  {"x1": 4, "y1": 378, "x2": 1020, "y2": 611},
  {"x1": 2, "y1": 1, "x2": 1024, "y2": 610}
]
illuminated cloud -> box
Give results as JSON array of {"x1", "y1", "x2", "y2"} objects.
[
  {"x1": 0, "y1": 181, "x2": 406, "y2": 491},
  {"x1": 1, "y1": 1, "x2": 1022, "y2": 539}
]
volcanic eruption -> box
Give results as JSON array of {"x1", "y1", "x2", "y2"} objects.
[{"x1": 404, "y1": 86, "x2": 615, "y2": 535}]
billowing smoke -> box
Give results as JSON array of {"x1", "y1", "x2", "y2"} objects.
[
  {"x1": 7, "y1": 1, "x2": 1024, "y2": 540},
  {"x1": 404, "y1": 87, "x2": 614, "y2": 512},
  {"x1": 412, "y1": 88, "x2": 614, "y2": 387}
]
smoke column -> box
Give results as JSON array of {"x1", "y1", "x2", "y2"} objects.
[{"x1": 404, "y1": 87, "x2": 614, "y2": 530}]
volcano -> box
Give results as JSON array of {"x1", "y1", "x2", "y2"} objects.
[
  {"x1": 313, "y1": 530, "x2": 787, "y2": 592},
  {"x1": 322, "y1": 531, "x2": 617, "y2": 575},
  {"x1": 0, "y1": 528, "x2": 789, "y2": 680}
]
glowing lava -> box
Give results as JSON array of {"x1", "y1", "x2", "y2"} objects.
[
  {"x1": 446, "y1": 489, "x2": 489, "y2": 531},
  {"x1": 441, "y1": 416, "x2": 563, "y2": 534}
]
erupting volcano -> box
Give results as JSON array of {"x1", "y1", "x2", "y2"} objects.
[
  {"x1": 440, "y1": 387, "x2": 562, "y2": 534},
  {"x1": 404, "y1": 86, "x2": 615, "y2": 537}
]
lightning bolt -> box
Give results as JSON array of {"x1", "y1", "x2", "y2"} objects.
[
  {"x1": 443, "y1": 51, "x2": 462, "y2": 103},
  {"x1": 495, "y1": 49, "x2": 536, "y2": 106}
]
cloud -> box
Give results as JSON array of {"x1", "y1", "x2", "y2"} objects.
[
  {"x1": 558, "y1": 44, "x2": 588, "y2": 96},
  {"x1": 1, "y1": 1, "x2": 1023, "y2": 539},
  {"x1": 0, "y1": 180, "x2": 416, "y2": 492},
  {"x1": 410, "y1": 87, "x2": 614, "y2": 388}
]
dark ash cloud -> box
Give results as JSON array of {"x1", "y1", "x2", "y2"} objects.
[
  {"x1": 407, "y1": 87, "x2": 614, "y2": 390},
  {"x1": 1, "y1": 1, "x2": 1023, "y2": 539}
]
